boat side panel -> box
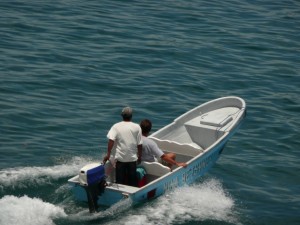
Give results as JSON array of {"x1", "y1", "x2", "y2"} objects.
[{"x1": 98, "y1": 188, "x2": 128, "y2": 206}]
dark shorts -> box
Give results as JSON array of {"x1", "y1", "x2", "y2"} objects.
[{"x1": 115, "y1": 161, "x2": 137, "y2": 187}]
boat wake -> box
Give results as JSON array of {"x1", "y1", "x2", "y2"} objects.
[
  {"x1": 0, "y1": 157, "x2": 241, "y2": 225},
  {"x1": 0, "y1": 195, "x2": 67, "y2": 225},
  {"x1": 0, "y1": 156, "x2": 94, "y2": 190},
  {"x1": 67, "y1": 178, "x2": 241, "y2": 225},
  {"x1": 105, "y1": 178, "x2": 241, "y2": 225},
  {"x1": 0, "y1": 174, "x2": 240, "y2": 225},
  {"x1": 68, "y1": 197, "x2": 134, "y2": 222}
]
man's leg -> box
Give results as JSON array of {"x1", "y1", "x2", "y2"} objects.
[
  {"x1": 127, "y1": 161, "x2": 137, "y2": 187},
  {"x1": 115, "y1": 161, "x2": 126, "y2": 184}
]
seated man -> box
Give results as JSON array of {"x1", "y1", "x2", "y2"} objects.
[{"x1": 140, "y1": 119, "x2": 187, "y2": 169}]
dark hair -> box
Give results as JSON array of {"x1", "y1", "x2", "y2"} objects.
[
  {"x1": 122, "y1": 114, "x2": 132, "y2": 121},
  {"x1": 140, "y1": 119, "x2": 152, "y2": 134}
]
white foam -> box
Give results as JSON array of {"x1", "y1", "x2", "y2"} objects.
[
  {"x1": 101, "y1": 179, "x2": 240, "y2": 225},
  {"x1": 0, "y1": 156, "x2": 94, "y2": 189},
  {"x1": 69, "y1": 197, "x2": 133, "y2": 222},
  {"x1": 0, "y1": 195, "x2": 66, "y2": 225}
]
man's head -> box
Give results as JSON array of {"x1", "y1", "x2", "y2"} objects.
[
  {"x1": 140, "y1": 119, "x2": 152, "y2": 135},
  {"x1": 121, "y1": 106, "x2": 133, "y2": 121}
]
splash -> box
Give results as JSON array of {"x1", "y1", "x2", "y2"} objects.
[
  {"x1": 69, "y1": 197, "x2": 133, "y2": 222},
  {"x1": 0, "y1": 195, "x2": 66, "y2": 225},
  {"x1": 101, "y1": 178, "x2": 240, "y2": 225},
  {"x1": 63, "y1": 178, "x2": 240, "y2": 225},
  {"x1": 0, "y1": 156, "x2": 94, "y2": 190}
]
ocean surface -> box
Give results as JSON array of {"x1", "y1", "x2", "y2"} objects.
[{"x1": 0, "y1": 0, "x2": 299, "y2": 224}]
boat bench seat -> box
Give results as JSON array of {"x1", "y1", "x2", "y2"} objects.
[
  {"x1": 139, "y1": 161, "x2": 171, "y2": 177},
  {"x1": 149, "y1": 137, "x2": 203, "y2": 157}
]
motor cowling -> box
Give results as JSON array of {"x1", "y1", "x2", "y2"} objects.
[{"x1": 79, "y1": 163, "x2": 106, "y2": 213}]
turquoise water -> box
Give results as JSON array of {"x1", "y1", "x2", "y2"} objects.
[{"x1": 0, "y1": 0, "x2": 299, "y2": 224}]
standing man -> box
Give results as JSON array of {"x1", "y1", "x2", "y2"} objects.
[
  {"x1": 140, "y1": 119, "x2": 187, "y2": 169},
  {"x1": 103, "y1": 107, "x2": 142, "y2": 187}
]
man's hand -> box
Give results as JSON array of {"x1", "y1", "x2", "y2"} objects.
[
  {"x1": 177, "y1": 162, "x2": 188, "y2": 168},
  {"x1": 103, "y1": 155, "x2": 110, "y2": 164}
]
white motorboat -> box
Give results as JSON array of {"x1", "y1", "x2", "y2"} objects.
[{"x1": 68, "y1": 96, "x2": 246, "y2": 212}]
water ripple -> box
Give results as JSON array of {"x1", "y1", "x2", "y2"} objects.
[{"x1": 1, "y1": 0, "x2": 300, "y2": 224}]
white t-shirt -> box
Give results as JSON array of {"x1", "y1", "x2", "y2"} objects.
[
  {"x1": 141, "y1": 136, "x2": 164, "y2": 162},
  {"x1": 107, "y1": 121, "x2": 142, "y2": 162}
]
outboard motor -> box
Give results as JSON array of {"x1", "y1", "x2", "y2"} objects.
[{"x1": 79, "y1": 163, "x2": 106, "y2": 213}]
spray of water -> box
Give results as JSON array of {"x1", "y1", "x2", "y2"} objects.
[
  {"x1": 99, "y1": 179, "x2": 240, "y2": 225},
  {"x1": 69, "y1": 197, "x2": 134, "y2": 222},
  {"x1": 0, "y1": 157, "x2": 241, "y2": 225},
  {"x1": 0, "y1": 195, "x2": 66, "y2": 225},
  {"x1": 0, "y1": 156, "x2": 93, "y2": 190}
]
